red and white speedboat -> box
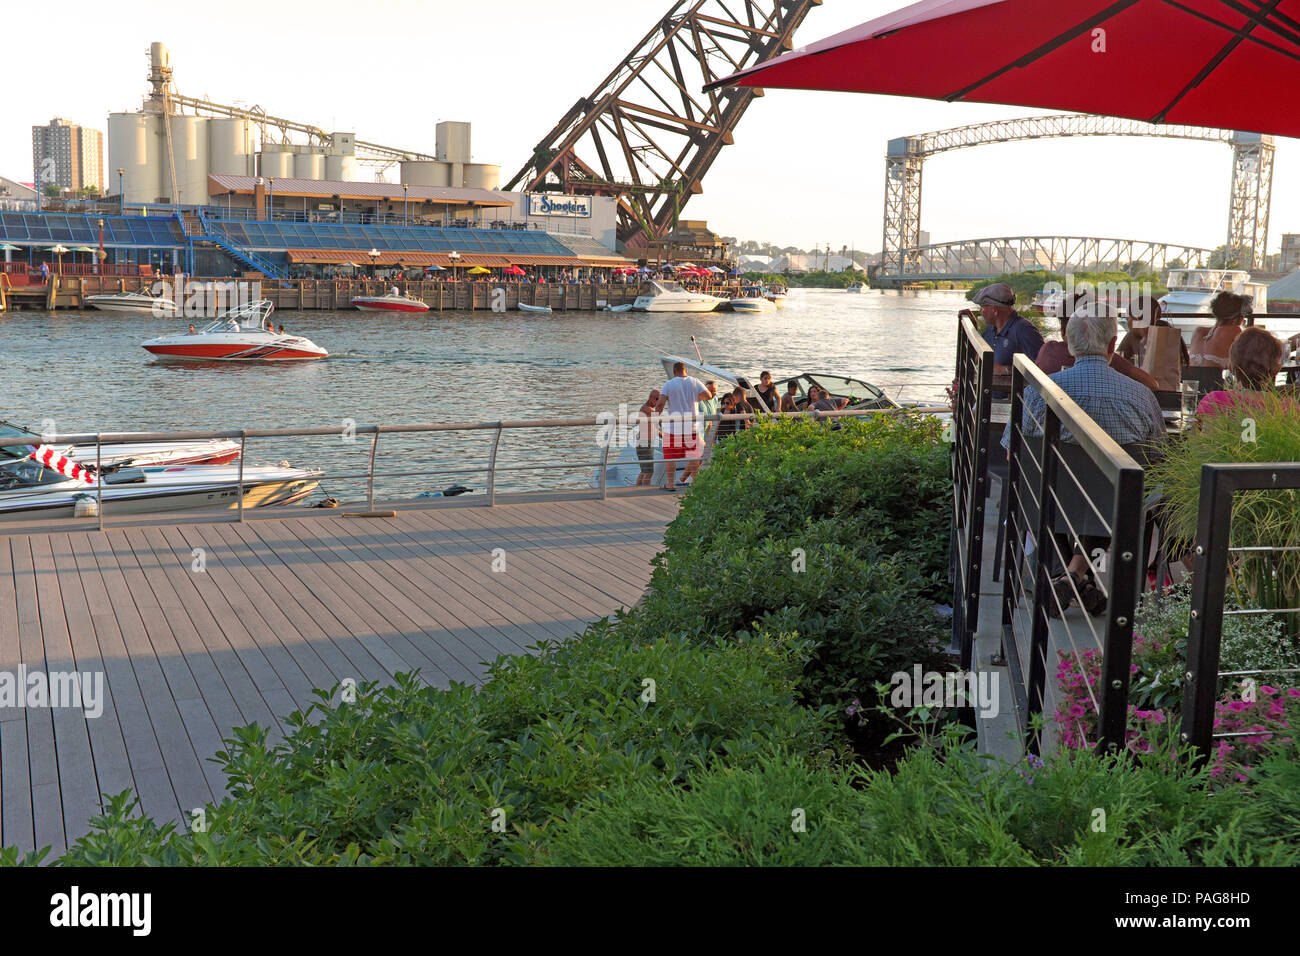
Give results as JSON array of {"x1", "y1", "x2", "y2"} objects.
[
  {"x1": 142, "y1": 301, "x2": 328, "y2": 362},
  {"x1": 1, "y1": 420, "x2": 240, "y2": 467},
  {"x1": 351, "y1": 288, "x2": 430, "y2": 313}
]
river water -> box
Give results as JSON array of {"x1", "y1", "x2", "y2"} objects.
[{"x1": 0, "y1": 290, "x2": 968, "y2": 500}]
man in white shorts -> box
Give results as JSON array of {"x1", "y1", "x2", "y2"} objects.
[{"x1": 654, "y1": 362, "x2": 710, "y2": 491}]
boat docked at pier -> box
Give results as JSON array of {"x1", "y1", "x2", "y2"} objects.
[
  {"x1": 633, "y1": 280, "x2": 724, "y2": 313},
  {"x1": 729, "y1": 287, "x2": 776, "y2": 313},
  {"x1": 1158, "y1": 269, "x2": 1269, "y2": 329},
  {"x1": 0, "y1": 420, "x2": 240, "y2": 468},
  {"x1": 351, "y1": 289, "x2": 431, "y2": 312},
  {"x1": 142, "y1": 300, "x2": 327, "y2": 361},
  {"x1": 0, "y1": 458, "x2": 321, "y2": 517},
  {"x1": 86, "y1": 290, "x2": 178, "y2": 316}
]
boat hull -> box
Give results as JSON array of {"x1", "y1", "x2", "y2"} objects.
[
  {"x1": 351, "y1": 297, "x2": 430, "y2": 312},
  {"x1": 0, "y1": 476, "x2": 320, "y2": 517},
  {"x1": 634, "y1": 297, "x2": 720, "y2": 313},
  {"x1": 730, "y1": 298, "x2": 774, "y2": 314},
  {"x1": 86, "y1": 297, "x2": 177, "y2": 316}
]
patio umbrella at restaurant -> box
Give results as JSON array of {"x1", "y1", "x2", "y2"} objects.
[
  {"x1": 467, "y1": 266, "x2": 491, "y2": 275},
  {"x1": 48, "y1": 244, "x2": 69, "y2": 274},
  {"x1": 504, "y1": 265, "x2": 527, "y2": 276},
  {"x1": 705, "y1": 0, "x2": 1300, "y2": 138}
]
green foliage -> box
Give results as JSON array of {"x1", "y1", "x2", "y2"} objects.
[
  {"x1": 627, "y1": 414, "x2": 952, "y2": 710},
  {"x1": 1147, "y1": 392, "x2": 1300, "y2": 628},
  {"x1": 545, "y1": 721, "x2": 1300, "y2": 866},
  {"x1": 44, "y1": 631, "x2": 833, "y2": 866},
  {"x1": 741, "y1": 270, "x2": 866, "y2": 289},
  {"x1": 966, "y1": 270, "x2": 1169, "y2": 306},
  {"x1": 1129, "y1": 584, "x2": 1299, "y2": 713}
]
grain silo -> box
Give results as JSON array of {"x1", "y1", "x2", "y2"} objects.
[
  {"x1": 400, "y1": 161, "x2": 451, "y2": 187},
  {"x1": 463, "y1": 164, "x2": 501, "y2": 190},
  {"x1": 294, "y1": 151, "x2": 325, "y2": 180},
  {"x1": 259, "y1": 146, "x2": 294, "y2": 178},
  {"x1": 169, "y1": 114, "x2": 209, "y2": 204},
  {"x1": 209, "y1": 118, "x2": 254, "y2": 177},
  {"x1": 326, "y1": 154, "x2": 358, "y2": 181},
  {"x1": 108, "y1": 111, "x2": 163, "y2": 203}
]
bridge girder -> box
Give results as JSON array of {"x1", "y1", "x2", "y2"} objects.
[
  {"x1": 881, "y1": 114, "x2": 1275, "y2": 277},
  {"x1": 505, "y1": 0, "x2": 822, "y2": 248},
  {"x1": 874, "y1": 236, "x2": 1218, "y2": 285}
]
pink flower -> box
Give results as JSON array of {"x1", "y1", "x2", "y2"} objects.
[
  {"x1": 1261, "y1": 685, "x2": 1278, "y2": 696},
  {"x1": 1227, "y1": 701, "x2": 1248, "y2": 712},
  {"x1": 1069, "y1": 704, "x2": 1085, "y2": 718}
]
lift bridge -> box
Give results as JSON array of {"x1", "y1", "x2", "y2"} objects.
[{"x1": 881, "y1": 114, "x2": 1274, "y2": 284}]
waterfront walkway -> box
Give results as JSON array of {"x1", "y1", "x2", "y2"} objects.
[{"x1": 0, "y1": 489, "x2": 678, "y2": 856}]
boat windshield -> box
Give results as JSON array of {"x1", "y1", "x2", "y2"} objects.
[
  {"x1": 652, "y1": 280, "x2": 684, "y2": 293},
  {"x1": 776, "y1": 373, "x2": 891, "y2": 410},
  {"x1": 0, "y1": 458, "x2": 68, "y2": 489},
  {"x1": 1166, "y1": 270, "x2": 1250, "y2": 293},
  {"x1": 196, "y1": 299, "x2": 274, "y2": 333},
  {"x1": 0, "y1": 422, "x2": 39, "y2": 461}
]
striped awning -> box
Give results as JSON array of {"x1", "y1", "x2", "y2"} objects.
[{"x1": 285, "y1": 249, "x2": 635, "y2": 268}]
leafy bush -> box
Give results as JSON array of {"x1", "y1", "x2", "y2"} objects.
[
  {"x1": 627, "y1": 414, "x2": 953, "y2": 714},
  {"x1": 29, "y1": 629, "x2": 834, "y2": 866},
  {"x1": 543, "y1": 721, "x2": 1298, "y2": 866},
  {"x1": 1147, "y1": 393, "x2": 1300, "y2": 631}
]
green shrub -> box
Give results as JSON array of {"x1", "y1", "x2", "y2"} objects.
[
  {"x1": 36, "y1": 629, "x2": 834, "y2": 866},
  {"x1": 544, "y1": 722, "x2": 1299, "y2": 866}
]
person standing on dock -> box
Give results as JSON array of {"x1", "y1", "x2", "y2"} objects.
[
  {"x1": 635, "y1": 389, "x2": 661, "y2": 488},
  {"x1": 655, "y1": 362, "x2": 710, "y2": 491}
]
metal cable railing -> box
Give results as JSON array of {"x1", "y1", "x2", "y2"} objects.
[{"x1": 1, "y1": 405, "x2": 947, "y2": 531}]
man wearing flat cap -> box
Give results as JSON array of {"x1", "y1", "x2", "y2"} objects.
[{"x1": 973, "y1": 282, "x2": 1043, "y2": 376}]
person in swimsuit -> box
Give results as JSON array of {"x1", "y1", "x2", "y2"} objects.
[{"x1": 1189, "y1": 291, "x2": 1248, "y2": 368}]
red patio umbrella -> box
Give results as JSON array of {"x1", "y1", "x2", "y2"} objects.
[
  {"x1": 706, "y1": 0, "x2": 1300, "y2": 137},
  {"x1": 504, "y1": 265, "x2": 527, "y2": 276}
]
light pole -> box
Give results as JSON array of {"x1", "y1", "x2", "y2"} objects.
[
  {"x1": 117, "y1": 167, "x2": 125, "y2": 212},
  {"x1": 448, "y1": 250, "x2": 460, "y2": 282},
  {"x1": 368, "y1": 247, "x2": 380, "y2": 278},
  {"x1": 268, "y1": 178, "x2": 275, "y2": 221},
  {"x1": 402, "y1": 185, "x2": 408, "y2": 226}
]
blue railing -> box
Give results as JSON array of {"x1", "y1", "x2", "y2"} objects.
[{"x1": 205, "y1": 231, "x2": 289, "y2": 279}]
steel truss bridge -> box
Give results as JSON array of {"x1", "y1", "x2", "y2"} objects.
[
  {"x1": 883, "y1": 114, "x2": 1275, "y2": 282},
  {"x1": 900, "y1": 236, "x2": 1218, "y2": 282},
  {"x1": 506, "y1": 0, "x2": 822, "y2": 249}
]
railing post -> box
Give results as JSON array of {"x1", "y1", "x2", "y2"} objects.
[
  {"x1": 96, "y1": 435, "x2": 104, "y2": 533},
  {"x1": 1094, "y1": 461, "x2": 1145, "y2": 754},
  {"x1": 487, "y1": 422, "x2": 504, "y2": 507},
  {"x1": 1026, "y1": 380, "x2": 1061, "y2": 756},
  {"x1": 598, "y1": 439, "x2": 611, "y2": 500},
  {"x1": 960, "y1": 339, "x2": 993, "y2": 671},
  {"x1": 236, "y1": 431, "x2": 247, "y2": 523},
  {"x1": 1181, "y1": 464, "x2": 1234, "y2": 763},
  {"x1": 367, "y1": 428, "x2": 380, "y2": 512}
]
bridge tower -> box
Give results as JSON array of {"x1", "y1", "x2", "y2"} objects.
[
  {"x1": 1227, "y1": 132, "x2": 1275, "y2": 271},
  {"x1": 505, "y1": 0, "x2": 823, "y2": 250}
]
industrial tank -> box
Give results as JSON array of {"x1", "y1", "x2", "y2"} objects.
[
  {"x1": 463, "y1": 164, "x2": 501, "y2": 190},
  {"x1": 400, "y1": 161, "x2": 450, "y2": 187},
  {"x1": 258, "y1": 147, "x2": 294, "y2": 178},
  {"x1": 108, "y1": 112, "x2": 162, "y2": 203},
  {"x1": 169, "y1": 115, "x2": 209, "y2": 204},
  {"x1": 326, "y1": 154, "x2": 358, "y2": 181},
  {"x1": 294, "y1": 152, "x2": 324, "y2": 180},
  {"x1": 209, "y1": 118, "x2": 254, "y2": 177}
]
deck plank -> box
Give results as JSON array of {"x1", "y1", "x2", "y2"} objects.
[{"x1": 0, "y1": 490, "x2": 676, "y2": 851}]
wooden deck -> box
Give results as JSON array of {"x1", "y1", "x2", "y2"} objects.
[{"x1": 0, "y1": 489, "x2": 679, "y2": 856}]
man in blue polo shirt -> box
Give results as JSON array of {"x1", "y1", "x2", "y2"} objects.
[{"x1": 976, "y1": 282, "x2": 1043, "y2": 375}]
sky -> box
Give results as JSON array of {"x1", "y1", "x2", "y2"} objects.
[{"x1": 5, "y1": 0, "x2": 1297, "y2": 254}]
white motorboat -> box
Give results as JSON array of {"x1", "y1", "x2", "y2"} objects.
[
  {"x1": 766, "y1": 290, "x2": 790, "y2": 310},
  {"x1": 0, "y1": 420, "x2": 241, "y2": 467},
  {"x1": 846, "y1": 282, "x2": 868, "y2": 294},
  {"x1": 0, "y1": 458, "x2": 321, "y2": 517},
  {"x1": 518, "y1": 303, "x2": 553, "y2": 314},
  {"x1": 658, "y1": 356, "x2": 897, "y2": 412},
  {"x1": 85, "y1": 290, "x2": 178, "y2": 316},
  {"x1": 142, "y1": 300, "x2": 328, "y2": 361},
  {"x1": 729, "y1": 287, "x2": 776, "y2": 314},
  {"x1": 633, "y1": 280, "x2": 724, "y2": 313},
  {"x1": 1030, "y1": 288, "x2": 1067, "y2": 316},
  {"x1": 1159, "y1": 269, "x2": 1270, "y2": 328},
  {"x1": 351, "y1": 288, "x2": 430, "y2": 313},
  {"x1": 602, "y1": 304, "x2": 635, "y2": 313}
]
